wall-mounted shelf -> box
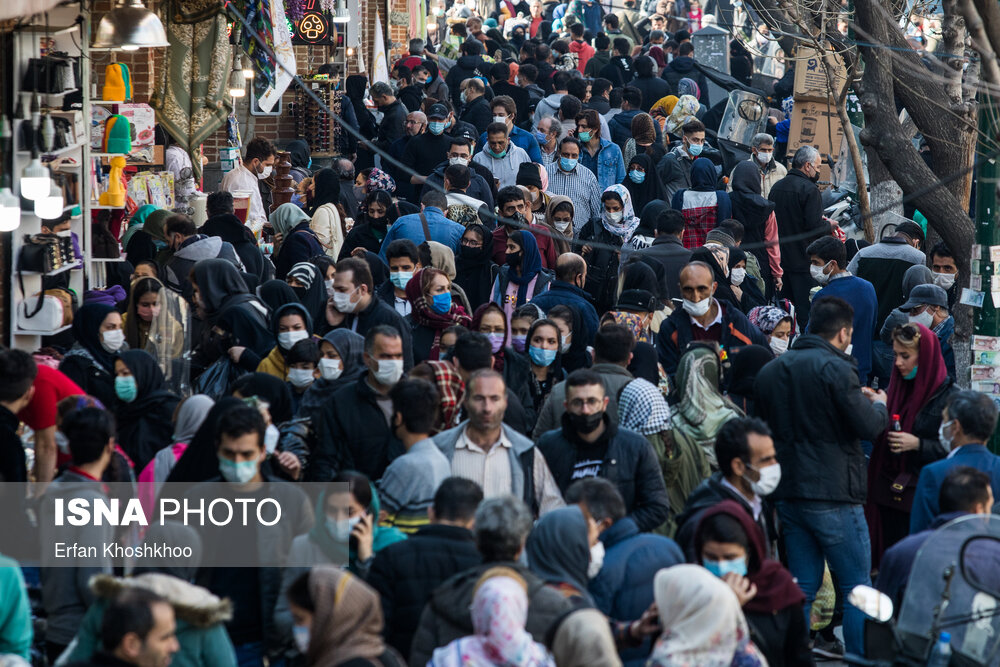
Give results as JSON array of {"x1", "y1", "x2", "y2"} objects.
[
  {"x1": 14, "y1": 324, "x2": 73, "y2": 336},
  {"x1": 91, "y1": 257, "x2": 127, "y2": 263},
  {"x1": 19, "y1": 262, "x2": 82, "y2": 277},
  {"x1": 90, "y1": 204, "x2": 125, "y2": 210},
  {"x1": 16, "y1": 24, "x2": 81, "y2": 35},
  {"x1": 91, "y1": 152, "x2": 130, "y2": 157}
]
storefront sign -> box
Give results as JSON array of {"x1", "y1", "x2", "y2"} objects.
[{"x1": 292, "y1": 0, "x2": 335, "y2": 45}]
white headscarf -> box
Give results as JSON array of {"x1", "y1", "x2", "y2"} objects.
[{"x1": 600, "y1": 184, "x2": 640, "y2": 241}]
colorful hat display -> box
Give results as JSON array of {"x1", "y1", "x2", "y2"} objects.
[
  {"x1": 102, "y1": 114, "x2": 132, "y2": 154},
  {"x1": 102, "y1": 63, "x2": 132, "y2": 102}
]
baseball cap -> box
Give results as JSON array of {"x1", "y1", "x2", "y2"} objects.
[
  {"x1": 617, "y1": 289, "x2": 658, "y2": 313},
  {"x1": 899, "y1": 284, "x2": 948, "y2": 311},
  {"x1": 895, "y1": 221, "x2": 925, "y2": 243},
  {"x1": 427, "y1": 103, "x2": 449, "y2": 119}
]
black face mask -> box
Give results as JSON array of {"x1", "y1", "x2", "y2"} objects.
[
  {"x1": 809, "y1": 171, "x2": 821, "y2": 183},
  {"x1": 506, "y1": 251, "x2": 523, "y2": 267},
  {"x1": 568, "y1": 411, "x2": 604, "y2": 434},
  {"x1": 460, "y1": 244, "x2": 484, "y2": 259},
  {"x1": 368, "y1": 214, "x2": 387, "y2": 228}
]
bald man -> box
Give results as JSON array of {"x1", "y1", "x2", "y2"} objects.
[
  {"x1": 528, "y1": 252, "x2": 599, "y2": 343},
  {"x1": 655, "y1": 261, "x2": 769, "y2": 376}
]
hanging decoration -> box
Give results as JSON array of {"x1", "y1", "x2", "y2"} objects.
[
  {"x1": 244, "y1": 0, "x2": 276, "y2": 93},
  {"x1": 257, "y1": 0, "x2": 297, "y2": 111}
]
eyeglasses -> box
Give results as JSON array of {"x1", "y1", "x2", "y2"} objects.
[
  {"x1": 461, "y1": 238, "x2": 483, "y2": 248},
  {"x1": 568, "y1": 397, "x2": 604, "y2": 410}
]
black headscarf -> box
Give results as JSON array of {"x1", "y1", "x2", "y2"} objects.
[
  {"x1": 454, "y1": 224, "x2": 495, "y2": 310},
  {"x1": 231, "y1": 372, "x2": 295, "y2": 424},
  {"x1": 729, "y1": 160, "x2": 775, "y2": 247},
  {"x1": 628, "y1": 341, "x2": 660, "y2": 385},
  {"x1": 691, "y1": 246, "x2": 739, "y2": 308},
  {"x1": 526, "y1": 506, "x2": 592, "y2": 603},
  {"x1": 258, "y1": 279, "x2": 299, "y2": 313},
  {"x1": 345, "y1": 74, "x2": 370, "y2": 117},
  {"x1": 622, "y1": 154, "x2": 666, "y2": 215},
  {"x1": 306, "y1": 168, "x2": 342, "y2": 217},
  {"x1": 298, "y1": 329, "x2": 366, "y2": 416},
  {"x1": 191, "y1": 259, "x2": 253, "y2": 317},
  {"x1": 555, "y1": 304, "x2": 591, "y2": 373},
  {"x1": 286, "y1": 139, "x2": 311, "y2": 171},
  {"x1": 192, "y1": 259, "x2": 272, "y2": 356},
  {"x1": 269, "y1": 303, "x2": 315, "y2": 360},
  {"x1": 359, "y1": 251, "x2": 390, "y2": 287},
  {"x1": 727, "y1": 344, "x2": 774, "y2": 412},
  {"x1": 166, "y1": 396, "x2": 245, "y2": 483},
  {"x1": 286, "y1": 262, "x2": 328, "y2": 326},
  {"x1": 115, "y1": 350, "x2": 181, "y2": 471},
  {"x1": 622, "y1": 258, "x2": 662, "y2": 299},
  {"x1": 71, "y1": 303, "x2": 118, "y2": 372}
]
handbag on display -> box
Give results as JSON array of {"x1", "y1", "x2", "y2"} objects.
[
  {"x1": 17, "y1": 271, "x2": 74, "y2": 331},
  {"x1": 18, "y1": 233, "x2": 71, "y2": 274},
  {"x1": 21, "y1": 57, "x2": 73, "y2": 94}
]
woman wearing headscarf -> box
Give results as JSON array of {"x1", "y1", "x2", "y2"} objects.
[
  {"x1": 286, "y1": 139, "x2": 312, "y2": 184},
  {"x1": 672, "y1": 159, "x2": 731, "y2": 249},
  {"x1": 258, "y1": 279, "x2": 299, "y2": 314},
  {"x1": 365, "y1": 168, "x2": 397, "y2": 196},
  {"x1": 650, "y1": 565, "x2": 767, "y2": 667},
  {"x1": 121, "y1": 277, "x2": 164, "y2": 352},
  {"x1": 60, "y1": 303, "x2": 126, "y2": 408},
  {"x1": 431, "y1": 573, "x2": 556, "y2": 667},
  {"x1": 525, "y1": 318, "x2": 566, "y2": 418},
  {"x1": 748, "y1": 305, "x2": 795, "y2": 357},
  {"x1": 472, "y1": 302, "x2": 533, "y2": 417},
  {"x1": 525, "y1": 506, "x2": 593, "y2": 605},
  {"x1": 406, "y1": 267, "x2": 473, "y2": 363},
  {"x1": 120, "y1": 204, "x2": 157, "y2": 250},
  {"x1": 543, "y1": 196, "x2": 574, "y2": 256},
  {"x1": 729, "y1": 160, "x2": 780, "y2": 295},
  {"x1": 648, "y1": 46, "x2": 668, "y2": 73},
  {"x1": 454, "y1": 224, "x2": 497, "y2": 311},
  {"x1": 547, "y1": 304, "x2": 591, "y2": 374},
  {"x1": 549, "y1": 608, "x2": 621, "y2": 667},
  {"x1": 622, "y1": 154, "x2": 667, "y2": 220},
  {"x1": 113, "y1": 350, "x2": 182, "y2": 471},
  {"x1": 677, "y1": 78, "x2": 707, "y2": 117},
  {"x1": 725, "y1": 345, "x2": 774, "y2": 415},
  {"x1": 253, "y1": 302, "x2": 316, "y2": 381},
  {"x1": 286, "y1": 566, "x2": 404, "y2": 667},
  {"x1": 408, "y1": 361, "x2": 466, "y2": 434},
  {"x1": 286, "y1": 262, "x2": 329, "y2": 330},
  {"x1": 694, "y1": 501, "x2": 811, "y2": 667},
  {"x1": 728, "y1": 247, "x2": 766, "y2": 314},
  {"x1": 867, "y1": 322, "x2": 956, "y2": 563},
  {"x1": 124, "y1": 208, "x2": 172, "y2": 266},
  {"x1": 165, "y1": 397, "x2": 245, "y2": 483},
  {"x1": 579, "y1": 184, "x2": 639, "y2": 314},
  {"x1": 340, "y1": 190, "x2": 393, "y2": 259},
  {"x1": 671, "y1": 345, "x2": 744, "y2": 470},
  {"x1": 623, "y1": 112, "x2": 666, "y2": 166},
  {"x1": 663, "y1": 95, "x2": 701, "y2": 136},
  {"x1": 232, "y1": 372, "x2": 295, "y2": 425},
  {"x1": 190, "y1": 259, "x2": 273, "y2": 375},
  {"x1": 649, "y1": 95, "x2": 678, "y2": 135},
  {"x1": 491, "y1": 230, "x2": 553, "y2": 328},
  {"x1": 425, "y1": 242, "x2": 473, "y2": 314},
  {"x1": 271, "y1": 203, "x2": 323, "y2": 280},
  {"x1": 307, "y1": 168, "x2": 349, "y2": 260}
]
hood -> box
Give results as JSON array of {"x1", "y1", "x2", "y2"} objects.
[
  {"x1": 175, "y1": 235, "x2": 224, "y2": 261},
  {"x1": 428, "y1": 241, "x2": 457, "y2": 279},
  {"x1": 90, "y1": 574, "x2": 233, "y2": 627},
  {"x1": 669, "y1": 55, "x2": 696, "y2": 72},
  {"x1": 690, "y1": 157, "x2": 717, "y2": 191},
  {"x1": 542, "y1": 93, "x2": 564, "y2": 104},
  {"x1": 903, "y1": 264, "x2": 933, "y2": 296}
]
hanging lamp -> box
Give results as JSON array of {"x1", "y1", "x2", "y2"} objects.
[{"x1": 92, "y1": 0, "x2": 170, "y2": 50}]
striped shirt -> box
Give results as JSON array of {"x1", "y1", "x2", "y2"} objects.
[
  {"x1": 377, "y1": 438, "x2": 451, "y2": 534},
  {"x1": 545, "y1": 163, "x2": 603, "y2": 233}
]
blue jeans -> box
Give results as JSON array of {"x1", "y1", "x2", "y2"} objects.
[{"x1": 777, "y1": 500, "x2": 872, "y2": 655}]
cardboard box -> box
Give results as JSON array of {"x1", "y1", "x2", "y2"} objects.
[
  {"x1": 787, "y1": 98, "x2": 845, "y2": 158},
  {"x1": 794, "y1": 45, "x2": 848, "y2": 101}
]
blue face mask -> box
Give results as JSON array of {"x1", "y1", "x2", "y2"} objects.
[
  {"x1": 115, "y1": 376, "x2": 138, "y2": 403},
  {"x1": 560, "y1": 157, "x2": 578, "y2": 172},
  {"x1": 431, "y1": 291, "x2": 453, "y2": 313},
  {"x1": 529, "y1": 345, "x2": 557, "y2": 367},
  {"x1": 218, "y1": 455, "x2": 259, "y2": 484},
  {"x1": 390, "y1": 271, "x2": 413, "y2": 290},
  {"x1": 688, "y1": 142, "x2": 704, "y2": 156},
  {"x1": 577, "y1": 130, "x2": 592, "y2": 143},
  {"x1": 428, "y1": 121, "x2": 446, "y2": 135},
  {"x1": 629, "y1": 169, "x2": 646, "y2": 184},
  {"x1": 903, "y1": 365, "x2": 918, "y2": 381},
  {"x1": 534, "y1": 130, "x2": 547, "y2": 144},
  {"x1": 703, "y1": 556, "x2": 748, "y2": 578}
]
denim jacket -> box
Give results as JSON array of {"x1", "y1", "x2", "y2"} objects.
[{"x1": 579, "y1": 138, "x2": 626, "y2": 190}]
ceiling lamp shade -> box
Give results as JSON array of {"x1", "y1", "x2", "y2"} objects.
[
  {"x1": 0, "y1": 188, "x2": 20, "y2": 232},
  {"x1": 333, "y1": 0, "x2": 350, "y2": 23},
  {"x1": 92, "y1": 0, "x2": 170, "y2": 50},
  {"x1": 229, "y1": 69, "x2": 247, "y2": 98}
]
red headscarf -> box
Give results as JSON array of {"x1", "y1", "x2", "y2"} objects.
[
  {"x1": 405, "y1": 267, "x2": 472, "y2": 360},
  {"x1": 695, "y1": 500, "x2": 804, "y2": 614},
  {"x1": 422, "y1": 360, "x2": 465, "y2": 433},
  {"x1": 885, "y1": 322, "x2": 948, "y2": 432},
  {"x1": 472, "y1": 302, "x2": 509, "y2": 371}
]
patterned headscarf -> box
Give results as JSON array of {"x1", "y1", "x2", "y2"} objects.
[
  {"x1": 366, "y1": 168, "x2": 396, "y2": 194},
  {"x1": 677, "y1": 77, "x2": 700, "y2": 100},
  {"x1": 423, "y1": 360, "x2": 465, "y2": 433},
  {"x1": 748, "y1": 305, "x2": 793, "y2": 335},
  {"x1": 664, "y1": 95, "x2": 701, "y2": 134},
  {"x1": 604, "y1": 311, "x2": 650, "y2": 344},
  {"x1": 619, "y1": 379, "x2": 671, "y2": 435},
  {"x1": 673, "y1": 346, "x2": 743, "y2": 468},
  {"x1": 405, "y1": 268, "x2": 472, "y2": 360},
  {"x1": 600, "y1": 184, "x2": 640, "y2": 241}
]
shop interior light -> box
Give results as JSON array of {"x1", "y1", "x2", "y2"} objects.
[
  {"x1": 0, "y1": 188, "x2": 20, "y2": 232},
  {"x1": 35, "y1": 182, "x2": 64, "y2": 220},
  {"x1": 229, "y1": 68, "x2": 247, "y2": 97},
  {"x1": 333, "y1": 0, "x2": 350, "y2": 23},
  {"x1": 241, "y1": 54, "x2": 254, "y2": 80},
  {"x1": 93, "y1": 0, "x2": 170, "y2": 50},
  {"x1": 21, "y1": 158, "x2": 51, "y2": 201}
]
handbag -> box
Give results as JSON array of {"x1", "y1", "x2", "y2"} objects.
[
  {"x1": 16, "y1": 269, "x2": 66, "y2": 331},
  {"x1": 871, "y1": 467, "x2": 917, "y2": 512},
  {"x1": 19, "y1": 234, "x2": 70, "y2": 273},
  {"x1": 21, "y1": 57, "x2": 71, "y2": 94}
]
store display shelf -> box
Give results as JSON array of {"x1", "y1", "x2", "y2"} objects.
[
  {"x1": 20, "y1": 262, "x2": 82, "y2": 276},
  {"x1": 14, "y1": 324, "x2": 72, "y2": 336},
  {"x1": 91, "y1": 100, "x2": 127, "y2": 106},
  {"x1": 91, "y1": 152, "x2": 130, "y2": 157},
  {"x1": 43, "y1": 88, "x2": 79, "y2": 99},
  {"x1": 18, "y1": 140, "x2": 86, "y2": 158},
  {"x1": 17, "y1": 24, "x2": 81, "y2": 35},
  {"x1": 91, "y1": 204, "x2": 125, "y2": 209},
  {"x1": 91, "y1": 257, "x2": 127, "y2": 263}
]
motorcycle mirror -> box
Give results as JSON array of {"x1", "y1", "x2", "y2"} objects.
[{"x1": 849, "y1": 585, "x2": 893, "y2": 623}]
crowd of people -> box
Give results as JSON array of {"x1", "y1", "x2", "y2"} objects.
[{"x1": 0, "y1": 1, "x2": 988, "y2": 667}]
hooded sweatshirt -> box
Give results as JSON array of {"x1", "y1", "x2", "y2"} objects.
[
  {"x1": 533, "y1": 93, "x2": 566, "y2": 126},
  {"x1": 164, "y1": 235, "x2": 245, "y2": 298}
]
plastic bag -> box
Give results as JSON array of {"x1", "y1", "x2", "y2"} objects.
[{"x1": 192, "y1": 358, "x2": 245, "y2": 400}]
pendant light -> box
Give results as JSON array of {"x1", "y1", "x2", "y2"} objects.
[
  {"x1": 21, "y1": 159, "x2": 51, "y2": 201},
  {"x1": 35, "y1": 182, "x2": 64, "y2": 220},
  {"x1": 242, "y1": 54, "x2": 255, "y2": 80},
  {"x1": 229, "y1": 52, "x2": 246, "y2": 97},
  {"x1": 333, "y1": 0, "x2": 350, "y2": 23},
  {"x1": 93, "y1": 0, "x2": 170, "y2": 50},
  {"x1": 0, "y1": 114, "x2": 20, "y2": 230}
]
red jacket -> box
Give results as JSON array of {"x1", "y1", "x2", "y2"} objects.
[{"x1": 569, "y1": 40, "x2": 596, "y2": 74}]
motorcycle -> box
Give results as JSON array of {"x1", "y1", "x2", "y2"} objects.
[
  {"x1": 845, "y1": 514, "x2": 1000, "y2": 666},
  {"x1": 822, "y1": 185, "x2": 864, "y2": 241}
]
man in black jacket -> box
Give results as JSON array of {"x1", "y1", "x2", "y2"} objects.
[
  {"x1": 768, "y1": 145, "x2": 827, "y2": 328},
  {"x1": 199, "y1": 192, "x2": 272, "y2": 285},
  {"x1": 458, "y1": 78, "x2": 492, "y2": 135},
  {"x1": 490, "y1": 62, "x2": 531, "y2": 131},
  {"x1": 631, "y1": 54, "x2": 671, "y2": 113},
  {"x1": 660, "y1": 42, "x2": 709, "y2": 104},
  {"x1": 536, "y1": 369, "x2": 670, "y2": 532},
  {"x1": 638, "y1": 208, "x2": 691, "y2": 300},
  {"x1": 369, "y1": 82, "x2": 407, "y2": 152},
  {"x1": 754, "y1": 296, "x2": 888, "y2": 657},
  {"x1": 367, "y1": 477, "x2": 484, "y2": 659},
  {"x1": 445, "y1": 40, "x2": 489, "y2": 108}
]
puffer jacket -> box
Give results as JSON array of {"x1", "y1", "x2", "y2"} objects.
[{"x1": 755, "y1": 334, "x2": 889, "y2": 504}]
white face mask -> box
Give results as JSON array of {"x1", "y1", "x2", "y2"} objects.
[
  {"x1": 755, "y1": 151, "x2": 772, "y2": 165},
  {"x1": 746, "y1": 462, "x2": 781, "y2": 496},
  {"x1": 449, "y1": 156, "x2": 470, "y2": 166},
  {"x1": 844, "y1": 343, "x2": 853, "y2": 356},
  {"x1": 605, "y1": 210, "x2": 623, "y2": 224},
  {"x1": 588, "y1": 541, "x2": 605, "y2": 579},
  {"x1": 560, "y1": 335, "x2": 572, "y2": 354},
  {"x1": 939, "y1": 419, "x2": 955, "y2": 449},
  {"x1": 908, "y1": 310, "x2": 935, "y2": 329},
  {"x1": 809, "y1": 261, "x2": 831, "y2": 285},
  {"x1": 682, "y1": 296, "x2": 712, "y2": 317},
  {"x1": 730, "y1": 268, "x2": 746, "y2": 286},
  {"x1": 325, "y1": 279, "x2": 336, "y2": 298},
  {"x1": 554, "y1": 218, "x2": 572, "y2": 233},
  {"x1": 264, "y1": 424, "x2": 280, "y2": 454},
  {"x1": 373, "y1": 359, "x2": 404, "y2": 386},
  {"x1": 319, "y1": 358, "x2": 343, "y2": 381},
  {"x1": 278, "y1": 329, "x2": 310, "y2": 350},
  {"x1": 288, "y1": 368, "x2": 316, "y2": 389},
  {"x1": 293, "y1": 626, "x2": 310, "y2": 653},
  {"x1": 257, "y1": 164, "x2": 273, "y2": 180},
  {"x1": 493, "y1": 115, "x2": 507, "y2": 124},
  {"x1": 327, "y1": 515, "x2": 361, "y2": 542},
  {"x1": 769, "y1": 336, "x2": 788, "y2": 355},
  {"x1": 332, "y1": 287, "x2": 360, "y2": 313},
  {"x1": 932, "y1": 272, "x2": 956, "y2": 290},
  {"x1": 101, "y1": 329, "x2": 125, "y2": 352}
]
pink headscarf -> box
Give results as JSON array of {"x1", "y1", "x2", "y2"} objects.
[{"x1": 537, "y1": 163, "x2": 548, "y2": 191}]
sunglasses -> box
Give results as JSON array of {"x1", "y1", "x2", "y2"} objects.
[{"x1": 895, "y1": 324, "x2": 922, "y2": 343}]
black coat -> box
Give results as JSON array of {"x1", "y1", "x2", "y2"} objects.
[
  {"x1": 459, "y1": 96, "x2": 493, "y2": 136},
  {"x1": 376, "y1": 100, "x2": 408, "y2": 150},
  {"x1": 59, "y1": 355, "x2": 116, "y2": 410},
  {"x1": 366, "y1": 524, "x2": 482, "y2": 659},
  {"x1": 637, "y1": 234, "x2": 692, "y2": 300},
  {"x1": 747, "y1": 604, "x2": 814, "y2": 667},
  {"x1": 399, "y1": 85, "x2": 424, "y2": 112},
  {"x1": 660, "y1": 56, "x2": 710, "y2": 105},
  {"x1": 445, "y1": 55, "x2": 489, "y2": 107},
  {"x1": 200, "y1": 213, "x2": 272, "y2": 285},
  {"x1": 0, "y1": 407, "x2": 26, "y2": 484},
  {"x1": 578, "y1": 221, "x2": 625, "y2": 314},
  {"x1": 631, "y1": 75, "x2": 672, "y2": 112},
  {"x1": 755, "y1": 334, "x2": 889, "y2": 504},
  {"x1": 656, "y1": 299, "x2": 769, "y2": 376},
  {"x1": 273, "y1": 220, "x2": 323, "y2": 281},
  {"x1": 537, "y1": 417, "x2": 670, "y2": 532},
  {"x1": 767, "y1": 169, "x2": 826, "y2": 273},
  {"x1": 342, "y1": 296, "x2": 415, "y2": 371}
]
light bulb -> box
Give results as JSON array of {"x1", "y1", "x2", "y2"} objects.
[
  {"x1": 120, "y1": 44, "x2": 140, "y2": 51},
  {"x1": 242, "y1": 54, "x2": 254, "y2": 79},
  {"x1": 0, "y1": 187, "x2": 20, "y2": 232},
  {"x1": 35, "y1": 183, "x2": 64, "y2": 220},
  {"x1": 21, "y1": 158, "x2": 51, "y2": 200},
  {"x1": 229, "y1": 69, "x2": 246, "y2": 97}
]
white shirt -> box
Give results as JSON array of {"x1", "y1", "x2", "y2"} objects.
[
  {"x1": 690, "y1": 298, "x2": 724, "y2": 331},
  {"x1": 220, "y1": 163, "x2": 267, "y2": 234},
  {"x1": 721, "y1": 478, "x2": 763, "y2": 520},
  {"x1": 447, "y1": 192, "x2": 488, "y2": 211}
]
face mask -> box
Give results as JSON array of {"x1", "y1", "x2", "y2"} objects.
[
  {"x1": 529, "y1": 345, "x2": 557, "y2": 367},
  {"x1": 493, "y1": 115, "x2": 507, "y2": 124},
  {"x1": 588, "y1": 542, "x2": 605, "y2": 579},
  {"x1": 511, "y1": 334, "x2": 527, "y2": 352},
  {"x1": 257, "y1": 164, "x2": 272, "y2": 180},
  {"x1": 218, "y1": 455, "x2": 258, "y2": 484},
  {"x1": 534, "y1": 130, "x2": 548, "y2": 144},
  {"x1": 903, "y1": 364, "x2": 918, "y2": 381},
  {"x1": 908, "y1": 310, "x2": 934, "y2": 329},
  {"x1": 933, "y1": 272, "x2": 956, "y2": 290},
  {"x1": 332, "y1": 287, "x2": 360, "y2": 313},
  {"x1": 307, "y1": 157, "x2": 313, "y2": 170},
  {"x1": 293, "y1": 626, "x2": 310, "y2": 653},
  {"x1": 288, "y1": 368, "x2": 316, "y2": 389},
  {"x1": 264, "y1": 423, "x2": 280, "y2": 453},
  {"x1": 115, "y1": 376, "x2": 138, "y2": 403},
  {"x1": 327, "y1": 515, "x2": 361, "y2": 542},
  {"x1": 431, "y1": 292, "x2": 453, "y2": 314},
  {"x1": 568, "y1": 410, "x2": 604, "y2": 434},
  {"x1": 682, "y1": 296, "x2": 711, "y2": 317},
  {"x1": 578, "y1": 130, "x2": 592, "y2": 143},
  {"x1": 460, "y1": 90, "x2": 468, "y2": 104},
  {"x1": 373, "y1": 359, "x2": 404, "y2": 386},
  {"x1": 390, "y1": 271, "x2": 413, "y2": 290},
  {"x1": 487, "y1": 332, "x2": 505, "y2": 354},
  {"x1": 554, "y1": 218, "x2": 572, "y2": 233},
  {"x1": 703, "y1": 556, "x2": 748, "y2": 578},
  {"x1": 939, "y1": 419, "x2": 955, "y2": 449},
  {"x1": 845, "y1": 343, "x2": 854, "y2": 356},
  {"x1": 506, "y1": 252, "x2": 522, "y2": 268},
  {"x1": 809, "y1": 171, "x2": 821, "y2": 183},
  {"x1": 324, "y1": 279, "x2": 336, "y2": 298},
  {"x1": 560, "y1": 335, "x2": 572, "y2": 354},
  {"x1": 810, "y1": 261, "x2": 831, "y2": 285},
  {"x1": 101, "y1": 329, "x2": 125, "y2": 352},
  {"x1": 756, "y1": 151, "x2": 772, "y2": 164},
  {"x1": 319, "y1": 358, "x2": 343, "y2": 381},
  {"x1": 428, "y1": 121, "x2": 446, "y2": 135},
  {"x1": 769, "y1": 336, "x2": 788, "y2": 356},
  {"x1": 730, "y1": 268, "x2": 746, "y2": 286},
  {"x1": 55, "y1": 229, "x2": 72, "y2": 238},
  {"x1": 629, "y1": 169, "x2": 645, "y2": 184},
  {"x1": 605, "y1": 210, "x2": 623, "y2": 224},
  {"x1": 449, "y1": 156, "x2": 469, "y2": 166},
  {"x1": 487, "y1": 146, "x2": 508, "y2": 159},
  {"x1": 278, "y1": 329, "x2": 310, "y2": 350},
  {"x1": 687, "y1": 142, "x2": 703, "y2": 156},
  {"x1": 746, "y1": 462, "x2": 781, "y2": 496},
  {"x1": 560, "y1": 157, "x2": 578, "y2": 172},
  {"x1": 353, "y1": 184, "x2": 366, "y2": 201}
]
